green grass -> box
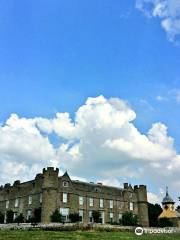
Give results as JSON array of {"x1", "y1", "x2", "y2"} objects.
[{"x1": 0, "y1": 230, "x2": 179, "y2": 240}]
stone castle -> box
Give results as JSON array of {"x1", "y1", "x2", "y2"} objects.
[{"x1": 0, "y1": 167, "x2": 149, "y2": 226}]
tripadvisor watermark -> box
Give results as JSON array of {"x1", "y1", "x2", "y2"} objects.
[{"x1": 135, "y1": 227, "x2": 177, "y2": 236}]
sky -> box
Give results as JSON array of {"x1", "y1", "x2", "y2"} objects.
[{"x1": 0, "y1": 0, "x2": 180, "y2": 205}]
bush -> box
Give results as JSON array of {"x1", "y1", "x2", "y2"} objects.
[
  {"x1": 6, "y1": 210, "x2": 14, "y2": 223},
  {"x1": 0, "y1": 211, "x2": 4, "y2": 223},
  {"x1": 122, "y1": 212, "x2": 138, "y2": 226},
  {"x1": 34, "y1": 207, "x2": 41, "y2": 223},
  {"x1": 92, "y1": 210, "x2": 100, "y2": 223},
  {"x1": 69, "y1": 213, "x2": 80, "y2": 223},
  {"x1": 14, "y1": 213, "x2": 24, "y2": 224},
  {"x1": 158, "y1": 217, "x2": 173, "y2": 227},
  {"x1": 50, "y1": 209, "x2": 62, "y2": 223}
]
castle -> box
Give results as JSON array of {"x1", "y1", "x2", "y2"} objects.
[{"x1": 0, "y1": 167, "x2": 149, "y2": 226}]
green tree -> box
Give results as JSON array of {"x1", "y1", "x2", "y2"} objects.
[
  {"x1": 50, "y1": 209, "x2": 62, "y2": 223},
  {"x1": 158, "y1": 217, "x2": 173, "y2": 227},
  {"x1": 34, "y1": 207, "x2": 41, "y2": 223},
  {"x1": 69, "y1": 213, "x2": 80, "y2": 223},
  {"x1": 6, "y1": 210, "x2": 14, "y2": 223},
  {"x1": 14, "y1": 213, "x2": 24, "y2": 224},
  {"x1": 148, "y1": 203, "x2": 162, "y2": 227},
  {"x1": 92, "y1": 210, "x2": 100, "y2": 223},
  {"x1": 0, "y1": 212, "x2": 4, "y2": 223},
  {"x1": 122, "y1": 212, "x2": 138, "y2": 226}
]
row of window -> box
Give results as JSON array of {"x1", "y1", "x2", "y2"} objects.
[
  {"x1": 59, "y1": 207, "x2": 123, "y2": 223},
  {"x1": 5, "y1": 193, "x2": 42, "y2": 209},
  {"x1": 62, "y1": 193, "x2": 134, "y2": 211}
]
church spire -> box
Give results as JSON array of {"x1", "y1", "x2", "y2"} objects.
[{"x1": 166, "y1": 186, "x2": 168, "y2": 196}]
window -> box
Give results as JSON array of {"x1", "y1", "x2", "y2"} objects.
[
  {"x1": 130, "y1": 202, "x2": 134, "y2": 211},
  {"x1": 89, "y1": 198, "x2": 93, "y2": 207},
  {"x1": 28, "y1": 195, "x2": 32, "y2": 205},
  {"x1": 27, "y1": 209, "x2": 32, "y2": 220},
  {"x1": 119, "y1": 213, "x2": 122, "y2": 223},
  {"x1": 63, "y1": 181, "x2": 69, "y2": 187},
  {"x1": 89, "y1": 211, "x2": 93, "y2": 223},
  {"x1": 79, "y1": 196, "x2": 84, "y2": 206},
  {"x1": 60, "y1": 208, "x2": 69, "y2": 222},
  {"x1": 110, "y1": 212, "x2": 113, "y2": 223},
  {"x1": 129, "y1": 192, "x2": 133, "y2": 198},
  {"x1": 39, "y1": 193, "x2": 42, "y2": 203},
  {"x1": 63, "y1": 193, "x2": 68, "y2": 203},
  {"x1": 13, "y1": 212, "x2": 18, "y2": 221},
  {"x1": 99, "y1": 211, "x2": 104, "y2": 224},
  {"x1": 6, "y1": 200, "x2": 9, "y2": 209},
  {"x1": 79, "y1": 209, "x2": 83, "y2": 222},
  {"x1": 15, "y1": 198, "x2": 19, "y2": 208},
  {"x1": 109, "y1": 200, "x2": 113, "y2": 209},
  {"x1": 100, "y1": 199, "x2": 104, "y2": 208}
]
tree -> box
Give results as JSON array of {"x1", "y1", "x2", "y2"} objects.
[
  {"x1": 50, "y1": 209, "x2": 62, "y2": 223},
  {"x1": 148, "y1": 203, "x2": 162, "y2": 227},
  {"x1": 14, "y1": 213, "x2": 24, "y2": 224},
  {"x1": 92, "y1": 210, "x2": 100, "y2": 223},
  {"x1": 69, "y1": 213, "x2": 80, "y2": 223},
  {"x1": 0, "y1": 212, "x2": 4, "y2": 223},
  {"x1": 158, "y1": 217, "x2": 173, "y2": 227},
  {"x1": 34, "y1": 207, "x2": 41, "y2": 223},
  {"x1": 6, "y1": 210, "x2": 14, "y2": 223},
  {"x1": 122, "y1": 212, "x2": 138, "y2": 226}
]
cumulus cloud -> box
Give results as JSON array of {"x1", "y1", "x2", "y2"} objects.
[
  {"x1": 135, "y1": 0, "x2": 180, "y2": 43},
  {"x1": 0, "y1": 96, "x2": 179, "y2": 204}
]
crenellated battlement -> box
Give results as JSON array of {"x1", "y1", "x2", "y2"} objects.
[{"x1": 43, "y1": 167, "x2": 59, "y2": 175}]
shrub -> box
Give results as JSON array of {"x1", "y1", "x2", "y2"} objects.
[
  {"x1": 14, "y1": 213, "x2": 24, "y2": 224},
  {"x1": 0, "y1": 211, "x2": 4, "y2": 223},
  {"x1": 6, "y1": 210, "x2": 14, "y2": 223},
  {"x1": 158, "y1": 217, "x2": 173, "y2": 227},
  {"x1": 92, "y1": 210, "x2": 100, "y2": 223},
  {"x1": 122, "y1": 212, "x2": 138, "y2": 226},
  {"x1": 69, "y1": 213, "x2": 80, "y2": 223},
  {"x1": 34, "y1": 207, "x2": 41, "y2": 223},
  {"x1": 50, "y1": 209, "x2": 62, "y2": 223}
]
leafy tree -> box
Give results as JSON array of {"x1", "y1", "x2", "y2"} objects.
[
  {"x1": 122, "y1": 212, "x2": 138, "y2": 226},
  {"x1": 34, "y1": 207, "x2": 41, "y2": 223},
  {"x1": 92, "y1": 210, "x2": 100, "y2": 223},
  {"x1": 148, "y1": 203, "x2": 162, "y2": 227},
  {"x1": 50, "y1": 209, "x2": 62, "y2": 223},
  {"x1": 0, "y1": 212, "x2": 4, "y2": 223},
  {"x1": 69, "y1": 213, "x2": 80, "y2": 223},
  {"x1": 158, "y1": 217, "x2": 173, "y2": 227},
  {"x1": 6, "y1": 210, "x2": 14, "y2": 223},
  {"x1": 14, "y1": 213, "x2": 24, "y2": 224}
]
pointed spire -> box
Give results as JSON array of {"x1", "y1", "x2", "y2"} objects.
[{"x1": 166, "y1": 186, "x2": 168, "y2": 196}]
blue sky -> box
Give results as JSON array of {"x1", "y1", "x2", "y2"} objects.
[{"x1": 0, "y1": 0, "x2": 180, "y2": 203}]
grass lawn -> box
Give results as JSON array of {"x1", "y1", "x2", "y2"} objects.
[{"x1": 0, "y1": 230, "x2": 179, "y2": 240}]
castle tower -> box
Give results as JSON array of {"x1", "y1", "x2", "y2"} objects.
[
  {"x1": 135, "y1": 185, "x2": 149, "y2": 227},
  {"x1": 41, "y1": 167, "x2": 59, "y2": 223}
]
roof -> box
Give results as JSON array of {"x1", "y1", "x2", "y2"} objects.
[
  {"x1": 71, "y1": 180, "x2": 123, "y2": 196},
  {"x1": 162, "y1": 187, "x2": 175, "y2": 204}
]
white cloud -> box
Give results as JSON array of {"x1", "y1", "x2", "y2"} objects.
[
  {"x1": 148, "y1": 192, "x2": 162, "y2": 204},
  {"x1": 0, "y1": 96, "x2": 179, "y2": 204},
  {"x1": 135, "y1": 0, "x2": 180, "y2": 43},
  {"x1": 156, "y1": 89, "x2": 180, "y2": 103}
]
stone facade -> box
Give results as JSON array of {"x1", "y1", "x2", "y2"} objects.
[{"x1": 0, "y1": 167, "x2": 149, "y2": 226}]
